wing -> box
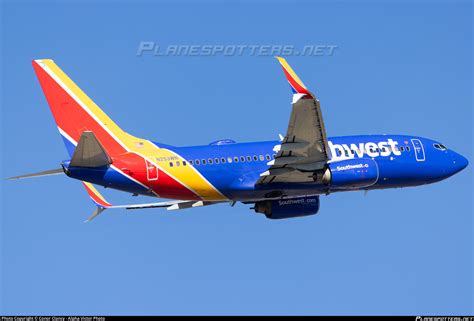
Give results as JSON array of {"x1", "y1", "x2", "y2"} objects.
[
  {"x1": 82, "y1": 182, "x2": 223, "y2": 222},
  {"x1": 258, "y1": 57, "x2": 330, "y2": 184}
]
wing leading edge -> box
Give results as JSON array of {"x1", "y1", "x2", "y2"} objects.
[{"x1": 258, "y1": 57, "x2": 330, "y2": 184}]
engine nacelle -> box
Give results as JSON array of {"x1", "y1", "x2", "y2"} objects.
[
  {"x1": 254, "y1": 196, "x2": 320, "y2": 219},
  {"x1": 323, "y1": 158, "x2": 379, "y2": 189}
]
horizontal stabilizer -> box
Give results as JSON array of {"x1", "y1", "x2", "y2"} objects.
[
  {"x1": 7, "y1": 168, "x2": 64, "y2": 180},
  {"x1": 70, "y1": 131, "x2": 112, "y2": 168}
]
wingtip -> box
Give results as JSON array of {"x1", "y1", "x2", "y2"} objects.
[{"x1": 85, "y1": 206, "x2": 106, "y2": 222}]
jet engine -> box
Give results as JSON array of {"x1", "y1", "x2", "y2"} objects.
[
  {"x1": 253, "y1": 196, "x2": 320, "y2": 219},
  {"x1": 322, "y1": 158, "x2": 379, "y2": 189}
]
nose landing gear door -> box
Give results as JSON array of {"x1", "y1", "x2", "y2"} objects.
[{"x1": 411, "y1": 139, "x2": 425, "y2": 162}]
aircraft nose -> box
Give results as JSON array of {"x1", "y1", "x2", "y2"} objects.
[{"x1": 451, "y1": 151, "x2": 469, "y2": 174}]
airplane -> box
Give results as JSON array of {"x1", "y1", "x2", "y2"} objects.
[{"x1": 8, "y1": 57, "x2": 469, "y2": 222}]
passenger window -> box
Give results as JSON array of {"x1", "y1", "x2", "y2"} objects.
[
  {"x1": 246, "y1": 156, "x2": 252, "y2": 162},
  {"x1": 195, "y1": 160, "x2": 200, "y2": 165},
  {"x1": 439, "y1": 144, "x2": 447, "y2": 150},
  {"x1": 253, "y1": 155, "x2": 258, "y2": 161},
  {"x1": 183, "y1": 161, "x2": 187, "y2": 166},
  {"x1": 176, "y1": 161, "x2": 180, "y2": 167},
  {"x1": 400, "y1": 146, "x2": 404, "y2": 152},
  {"x1": 169, "y1": 162, "x2": 173, "y2": 167},
  {"x1": 227, "y1": 157, "x2": 233, "y2": 163},
  {"x1": 240, "y1": 156, "x2": 245, "y2": 162},
  {"x1": 266, "y1": 154, "x2": 271, "y2": 160},
  {"x1": 221, "y1": 157, "x2": 226, "y2": 163},
  {"x1": 406, "y1": 146, "x2": 410, "y2": 151},
  {"x1": 234, "y1": 157, "x2": 239, "y2": 163},
  {"x1": 259, "y1": 155, "x2": 264, "y2": 161},
  {"x1": 189, "y1": 160, "x2": 193, "y2": 165},
  {"x1": 202, "y1": 159, "x2": 207, "y2": 165},
  {"x1": 272, "y1": 154, "x2": 276, "y2": 159},
  {"x1": 214, "y1": 158, "x2": 220, "y2": 164},
  {"x1": 208, "y1": 158, "x2": 213, "y2": 164}
]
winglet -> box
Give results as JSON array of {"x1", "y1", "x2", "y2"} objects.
[
  {"x1": 82, "y1": 182, "x2": 112, "y2": 208},
  {"x1": 84, "y1": 207, "x2": 106, "y2": 223},
  {"x1": 82, "y1": 182, "x2": 112, "y2": 222},
  {"x1": 275, "y1": 57, "x2": 310, "y2": 96}
]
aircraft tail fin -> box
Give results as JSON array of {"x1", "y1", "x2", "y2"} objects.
[{"x1": 32, "y1": 59, "x2": 138, "y2": 158}]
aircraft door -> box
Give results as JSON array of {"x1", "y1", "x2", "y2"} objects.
[
  {"x1": 145, "y1": 159, "x2": 158, "y2": 181},
  {"x1": 411, "y1": 139, "x2": 425, "y2": 162}
]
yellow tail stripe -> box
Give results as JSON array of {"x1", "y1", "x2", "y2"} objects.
[{"x1": 43, "y1": 59, "x2": 226, "y2": 201}]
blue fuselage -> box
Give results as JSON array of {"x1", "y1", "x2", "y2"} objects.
[
  {"x1": 64, "y1": 134, "x2": 468, "y2": 202},
  {"x1": 158, "y1": 134, "x2": 468, "y2": 200}
]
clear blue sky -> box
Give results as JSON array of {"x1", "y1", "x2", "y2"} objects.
[{"x1": 1, "y1": 0, "x2": 472, "y2": 315}]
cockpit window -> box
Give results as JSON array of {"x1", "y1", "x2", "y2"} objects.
[{"x1": 433, "y1": 143, "x2": 447, "y2": 151}]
